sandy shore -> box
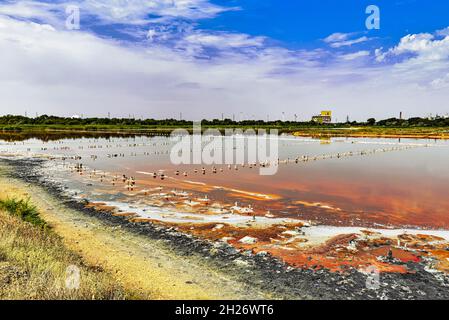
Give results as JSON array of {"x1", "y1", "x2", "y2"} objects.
[{"x1": 0, "y1": 162, "x2": 269, "y2": 300}]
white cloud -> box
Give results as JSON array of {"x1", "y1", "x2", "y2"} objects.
[
  {"x1": 0, "y1": 1, "x2": 66, "y2": 27},
  {"x1": 0, "y1": 0, "x2": 236, "y2": 27},
  {"x1": 374, "y1": 47, "x2": 385, "y2": 62},
  {"x1": 339, "y1": 50, "x2": 370, "y2": 61},
  {"x1": 431, "y1": 73, "x2": 449, "y2": 89},
  {"x1": 436, "y1": 27, "x2": 449, "y2": 37},
  {"x1": 1, "y1": 3, "x2": 449, "y2": 121},
  {"x1": 78, "y1": 0, "x2": 235, "y2": 25},
  {"x1": 0, "y1": 1, "x2": 52, "y2": 19},
  {"x1": 330, "y1": 36, "x2": 369, "y2": 48},
  {"x1": 0, "y1": 15, "x2": 279, "y2": 119},
  {"x1": 386, "y1": 33, "x2": 449, "y2": 62},
  {"x1": 324, "y1": 32, "x2": 370, "y2": 48},
  {"x1": 374, "y1": 31, "x2": 449, "y2": 91},
  {"x1": 324, "y1": 32, "x2": 354, "y2": 43},
  {"x1": 183, "y1": 32, "x2": 265, "y2": 49}
]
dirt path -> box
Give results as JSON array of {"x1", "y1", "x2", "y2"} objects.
[{"x1": 0, "y1": 169, "x2": 268, "y2": 300}]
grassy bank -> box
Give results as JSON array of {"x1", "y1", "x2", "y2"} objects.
[
  {"x1": 0, "y1": 123, "x2": 448, "y2": 140},
  {"x1": 0, "y1": 114, "x2": 448, "y2": 139},
  {"x1": 292, "y1": 126, "x2": 449, "y2": 139},
  {"x1": 0, "y1": 196, "x2": 127, "y2": 300}
]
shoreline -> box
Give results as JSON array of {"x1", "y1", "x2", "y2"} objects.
[
  {"x1": 1, "y1": 127, "x2": 449, "y2": 141},
  {"x1": 293, "y1": 132, "x2": 449, "y2": 140},
  {"x1": 0, "y1": 160, "x2": 273, "y2": 299},
  {"x1": 2, "y1": 157, "x2": 449, "y2": 299}
]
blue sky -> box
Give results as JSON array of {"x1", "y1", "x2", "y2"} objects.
[
  {"x1": 0, "y1": 0, "x2": 449, "y2": 120},
  {"x1": 73, "y1": 0, "x2": 449, "y2": 54},
  {"x1": 201, "y1": 1, "x2": 449, "y2": 46}
]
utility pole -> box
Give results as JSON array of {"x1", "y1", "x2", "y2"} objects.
[{"x1": 294, "y1": 114, "x2": 298, "y2": 122}]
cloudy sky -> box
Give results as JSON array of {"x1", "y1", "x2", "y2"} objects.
[{"x1": 1, "y1": 0, "x2": 449, "y2": 121}]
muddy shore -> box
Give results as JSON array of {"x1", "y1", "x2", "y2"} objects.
[{"x1": 3, "y1": 157, "x2": 449, "y2": 300}]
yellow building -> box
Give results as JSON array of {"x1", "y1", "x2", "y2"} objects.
[{"x1": 312, "y1": 110, "x2": 332, "y2": 123}]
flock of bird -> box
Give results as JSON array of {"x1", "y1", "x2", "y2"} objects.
[
  {"x1": 5, "y1": 137, "x2": 427, "y2": 188},
  {"x1": 63, "y1": 143, "x2": 422, "y2": 182},
  {"x1": 65, "y1": 161, "x2": 260, "y2": 216},
  {"x1": 54, "y1": 142, "x2": 422, "y2": 220},
  {"x1": 3, "y1": 137, "x2": 428, "y2": 222}
]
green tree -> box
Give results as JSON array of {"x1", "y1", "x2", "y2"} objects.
[{"x1": 367, "y1": 118, "x2": 376, "y2": 126}]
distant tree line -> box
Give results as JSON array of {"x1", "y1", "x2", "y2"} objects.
[
  {"x1": 0, "y1": 114, "x2": 192, "y2": 126},
  {"x1": 0, "y1": 114, "x2": 448, "y2": 127},
  {"x1": 373, "y1": 117, "x2": 449, "y2": 127}
]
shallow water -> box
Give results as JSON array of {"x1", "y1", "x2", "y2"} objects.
[
  {"x1": 4, "y1": 133, "x2": 449, "y2": 273},
  {"x1": 2, "y1": 134, "x2": 448, "y2": 230}
]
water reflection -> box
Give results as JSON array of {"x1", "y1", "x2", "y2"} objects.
[{"x1": 1, "y1": 133, "x2": 448, "y2": 229}]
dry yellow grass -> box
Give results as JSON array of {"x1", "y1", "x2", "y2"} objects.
[{"x1": 0, "y1": 208, "x2": 127, "y2": 300}]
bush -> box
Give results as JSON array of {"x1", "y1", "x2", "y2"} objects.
[{"x1": 0, "y1": 198, "x2": 47, "y2": 229}]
